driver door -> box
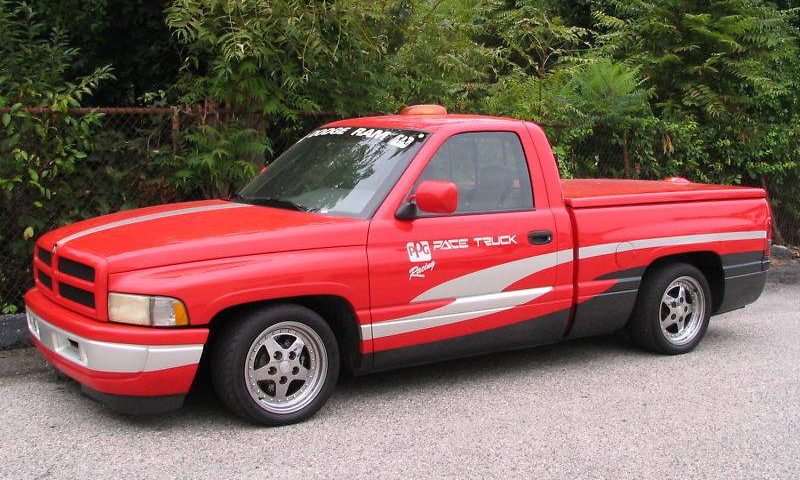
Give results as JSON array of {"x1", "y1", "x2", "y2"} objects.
[{"x1": 366, "y1": 129, "x2": 564, "y2": 369}]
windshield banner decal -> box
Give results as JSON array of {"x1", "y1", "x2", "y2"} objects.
[{"x1": 304, "y1": 126, "x2": 425, "y2": 149}]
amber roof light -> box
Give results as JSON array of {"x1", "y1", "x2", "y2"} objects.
[
  {"x1": 399, "y1": 104, "x2": 447, "y2": 115},
  {"x1": 665, "y1": 177, "x2": 692, "y2": 184}
]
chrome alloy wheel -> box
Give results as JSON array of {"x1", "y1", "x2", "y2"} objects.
[
  {"x1": 244, "y1": 321, "x2": 328, "y2": 414},
  {"x1": 660, "y1": 276, "x2": 706, "y2": 346}
]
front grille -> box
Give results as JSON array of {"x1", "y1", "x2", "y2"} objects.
[
  {"x1": 59, "y1": 283, "x2": 96, "y2": 308},
  {"x1": 38, "y1": 271, "x2": 52, "y2": 289},
  {"x1": 58, "y1": 257, "x2": 95, "y2": 282},
  {"x1": 34, "y1": 241, "x2": 103, "y2": 319},
  {"x1": 37, "y1": 247, "x2": 52, "y2": 266}
]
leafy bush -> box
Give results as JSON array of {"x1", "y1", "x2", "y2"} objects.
[
  {"x1": 0, "y1": 1, "x2": 116, "y2": 311},
  {"x1": 163, "y1": 0, "x2": 402, "y2": 196},
  {"x1": 170, "y1": 122, "x2": 266, "y2": 199},
  {"x1": 592, "y1": 0, "x2": 800, "y2": 182}
]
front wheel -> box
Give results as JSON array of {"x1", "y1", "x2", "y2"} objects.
[
  {"x1": 627, "y1": 263, "x2": 712, "y2": 355},
  {"x1": 211, "y1": 304, "x2": 339, "y2": 426}
]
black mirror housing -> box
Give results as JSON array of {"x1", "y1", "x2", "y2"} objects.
[{"x1": 395, "y1": 202, "x2": 418, "y2": 220}]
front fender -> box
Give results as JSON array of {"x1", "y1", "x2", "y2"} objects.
[{"x1": 108, "y1": 246, "x2": 370, "y2": 327}]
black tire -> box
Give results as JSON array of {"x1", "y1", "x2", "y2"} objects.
[
  {"x1": 211, "y1": 304, "x2": 339, "y2": 426},
  {"x1": 627, "y1": 262, "x2": 712, "y2": 355}
]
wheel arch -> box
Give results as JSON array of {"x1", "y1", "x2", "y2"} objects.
[
  {"x1": 641, "y1": 251, "x2": 724, "y2": 313},
  {"x1": 206, "y1": 295, "x2": 364, "y2": 374}
]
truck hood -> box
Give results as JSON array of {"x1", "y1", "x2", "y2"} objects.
[{"x1": 38, "y1": 200, "x2": 369, "y2": 273}]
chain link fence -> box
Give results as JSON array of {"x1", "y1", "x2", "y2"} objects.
[
  {"x1": 1, "y1": 108, "x2": 194, "y2": 313},
  {"x1": 1, "y1": 109, "x2": 798, "y2": 312},
  {"x1": 763, "y1": 175, "x2": 800, "y2": 249}
]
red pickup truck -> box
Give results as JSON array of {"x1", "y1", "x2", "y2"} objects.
[{"x1": 26, "y1": 105, "x2": 771, "y2": 425}]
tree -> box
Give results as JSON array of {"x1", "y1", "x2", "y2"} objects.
[
  {"x1": 594, "y1": 0, "x2": 797, "y2": 123},
  {"x1": 0, "y1": 0, "x2": 112, "y2": 311},
  {"x1": 30, "y1": 0, "x2": 180, "y2": 106},
  {"x1": 378, "y1": 0, "x2": 496, "y2": 112},
  {"x1": 568, "y1": 58, "x2": 654, "y2": 176},
  {"x1": 477, "y1": 0, "x2": 589, "y2": 118},
  {"x1": 164, "y1": 0, "x2": 397, "y2": 197}
]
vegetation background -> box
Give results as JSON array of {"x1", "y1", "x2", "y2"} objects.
[{"x1": 2, "y1": 0, "x2": 799, "y2": 311}]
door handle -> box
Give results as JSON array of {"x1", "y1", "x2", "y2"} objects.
[{"x1": 528, "y1": 230, "x2": 553, "y2": 245}]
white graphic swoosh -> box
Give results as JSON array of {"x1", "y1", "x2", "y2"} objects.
[
  {"x1": 364, "y1": 230, "x2": 766, "y2": 342},
  {"x1": 578, "y1": 230, "x2": 767, "y2": 259},
  {"x1": 414, "y1": 249, "x2": 573, "y2": 302},
  {"x1": 370, "y1": 287, "x2": 553, "y2": 339}
]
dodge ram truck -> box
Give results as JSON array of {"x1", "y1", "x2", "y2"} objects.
[{"x1": 25, "y1": 104, "x2": 771, "y2": 425}]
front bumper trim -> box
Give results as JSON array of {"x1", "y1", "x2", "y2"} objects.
[{"x1": 26, "y1": 306, "x2": 204, "y2": 374}]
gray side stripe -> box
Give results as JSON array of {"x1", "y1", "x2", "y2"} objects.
[
  {"x1": 364, "y1": 249, "x2": 572, "y2": 341},
  {"x1": 578, "y1": 230, "x2": 767, "y2": 260},
  {"x1": 414, "y1": 249, "x2": 573, "y2": 302},
  {"x1": 56, "y1": 202, "x2": 251, "y2": 246},
  {"x1": 371, "y1": 287, "x2": 553, "y2": 339},
  {"x1": 363, "y1": 230, "x2": 766, "y2": 343}
]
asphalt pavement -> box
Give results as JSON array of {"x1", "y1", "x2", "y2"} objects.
[{"x1": 1, "y1": 262, "x2": 798, "y2": 479}]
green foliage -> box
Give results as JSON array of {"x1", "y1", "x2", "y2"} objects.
[
  {"x1": 171, "y1": 122, "x2": 265, "y2": 199},
  {"x1": 0, "y1": 1, "x2": 113, "y2": 309},
  {"x1": 3, "y1": 0, "x2": 800, "y2": 311},
  {"x1": 164, "y1": 0, "x2": 404, "y2": 196},
  {"x1": 1, "y1": 1, "x2": 112, "y2": 231},
  {"x1": 567, "y1": 58, "x2": 652, "y2": 126},
  {"x1": 477, "y1": 0, "x2": 590, "y2": 119},
  {"x1": 482, "y1": 67, "x2": 576, "y2": 122},
  {"x1": 7, "y1": 0, "x2": 799, "y2": 196},
  {"x1": 0, "y1": 1, "x2": 112, "y2": 107},
  {"x1": 566, "y1": 59, "x2": 656, "y2": 177},
  {"x1": 594, "y1": 0, "x2": 798, "y2": 122},
  {"x1": 29, "y1": 0, "x2": 180, "y2": 106},
  {"x1": 481, "y1": 0, "x2": 589, "y2": 77},
  {"x1": 379, "y1": 0, "x2": 497, "y2": 111},
  {"x1": 590, "y1": 0, "x2": 800, "y2": 191}
]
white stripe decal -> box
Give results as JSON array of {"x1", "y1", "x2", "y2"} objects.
[
  {"x1": 365, "y1": 229, "x2": 766, "y2": 342},
  {"x1": 367, "y1": 249, "x2": 572, "y2": 341},
  {"x1": 578, "y1": 230, "x2": 766, "y2": 260},
  {"x1": 414, "y1": 249, "x2": 573, "y2": 302},
  {"x1": 371, "y1": 287, "x2": 553, "y2": 339},
  {"x1": 56, "y1": 202, "x2": 251, "y2": 246}
]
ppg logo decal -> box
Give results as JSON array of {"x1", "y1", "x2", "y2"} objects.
[{"x1": 406, "y1": 241, "x2": 432, "y2": 263}]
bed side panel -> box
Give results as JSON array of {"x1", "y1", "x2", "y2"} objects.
[{"x1": 567, "y1": 198, "x2": 770, "y2": 338}]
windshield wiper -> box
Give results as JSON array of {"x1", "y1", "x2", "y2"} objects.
[{"x1": 232, "y1": 194, "x2": 310, "y2": 212}]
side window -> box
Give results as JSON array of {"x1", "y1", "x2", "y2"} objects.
[{"x1": 415, "y1": 131, "x2": 534, "y2": 214}]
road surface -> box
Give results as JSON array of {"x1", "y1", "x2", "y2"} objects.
[{"x1": 1, "y1": 263, "x2": 798, "y2": 479}]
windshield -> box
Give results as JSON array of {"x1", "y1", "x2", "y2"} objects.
[{"x1": 236, "y1": 126, "x2": 428, "y2": 217}]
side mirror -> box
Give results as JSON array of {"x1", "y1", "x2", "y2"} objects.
[
  {"x1": 396, "y1": 180, "x2": 458, "y2": 219},
  {"x1": 417, "y1": 180, "x2": 458, "y2": 214}
]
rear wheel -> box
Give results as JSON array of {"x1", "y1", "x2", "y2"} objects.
[
  {"x1": 211, "y1": 304, "x2": 339, "y2": 426},
  {"x1": 627, "y1": 263, "x2": 712, "y2": 355}
]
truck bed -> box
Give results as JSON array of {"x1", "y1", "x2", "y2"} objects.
[{"x1": 561, "y1": 178, "x2": 766, "y2": 208}]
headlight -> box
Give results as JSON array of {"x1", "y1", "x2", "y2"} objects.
[{"x1": 108, "y1": 293, "x2": 189, "y2": 327}]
